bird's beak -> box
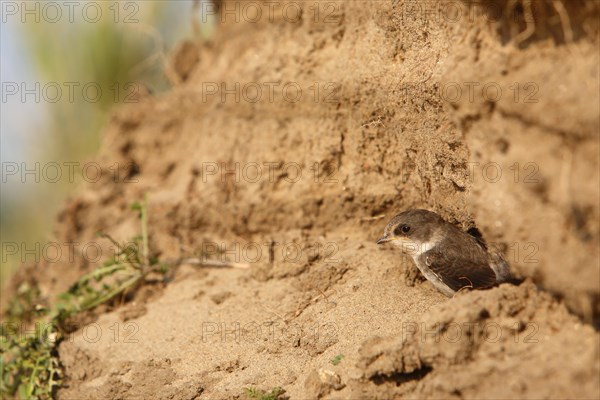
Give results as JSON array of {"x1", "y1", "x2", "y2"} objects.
[{"x1": 376, "y1": 235, "x2": 391, "y2": 245}]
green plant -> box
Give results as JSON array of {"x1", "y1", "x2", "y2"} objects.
[
  {"x1": 1, "y1": 196, "x2": 164, "y2": 399},
  {"x1": 331, "y1": 353, "x2": 344, "y2": 366},
  {"x1": 4, "y1": 282, "x2": 45, "y2": 324},
  {"x1": 243, "y1": 386, "x2": 285, "y2": 400}
]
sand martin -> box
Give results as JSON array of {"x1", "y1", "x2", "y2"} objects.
[{"x1": 376, "y1": 209, "x2": 511, "y2": 297}]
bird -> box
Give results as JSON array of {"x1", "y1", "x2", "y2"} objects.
[{"x1": 376, "y1": 209, "x2": 511, "y2": 297}]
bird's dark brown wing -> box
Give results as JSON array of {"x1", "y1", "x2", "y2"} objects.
[{"x1": 419, "y1": 250, "x2": 497, "y2": 291}]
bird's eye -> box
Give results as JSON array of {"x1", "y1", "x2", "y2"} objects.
[{"x1": 394, "y1": 224, "x2": 410, "y2": 235}]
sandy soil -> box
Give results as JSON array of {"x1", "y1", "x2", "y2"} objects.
[{"x1": 3, "y1": 1, "x2": 600, "y2": 399}]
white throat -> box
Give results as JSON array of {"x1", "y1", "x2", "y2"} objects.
[
  {"x1": 391, "y1": 230, "x2": 442, "y2": 261},
  {"x1": 392, "y1": 239, "x2": 438, "y2": 261}
]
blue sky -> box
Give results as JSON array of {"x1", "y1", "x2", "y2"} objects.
[{"x1": 1, "y1": 18, "x2": 44, "y2": 165}]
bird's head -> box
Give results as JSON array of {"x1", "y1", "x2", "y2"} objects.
[{"x1": 376, "y1": 209, "x2": 444, "y2": 255}]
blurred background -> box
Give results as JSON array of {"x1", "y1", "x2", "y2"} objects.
[{"x1": 1, "y1": 1, "x2": 215, "y2": 284}]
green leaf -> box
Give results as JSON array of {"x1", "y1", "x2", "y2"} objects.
[{"x1": 331, "y1": 353, "x2": 344, "y2": 366}]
